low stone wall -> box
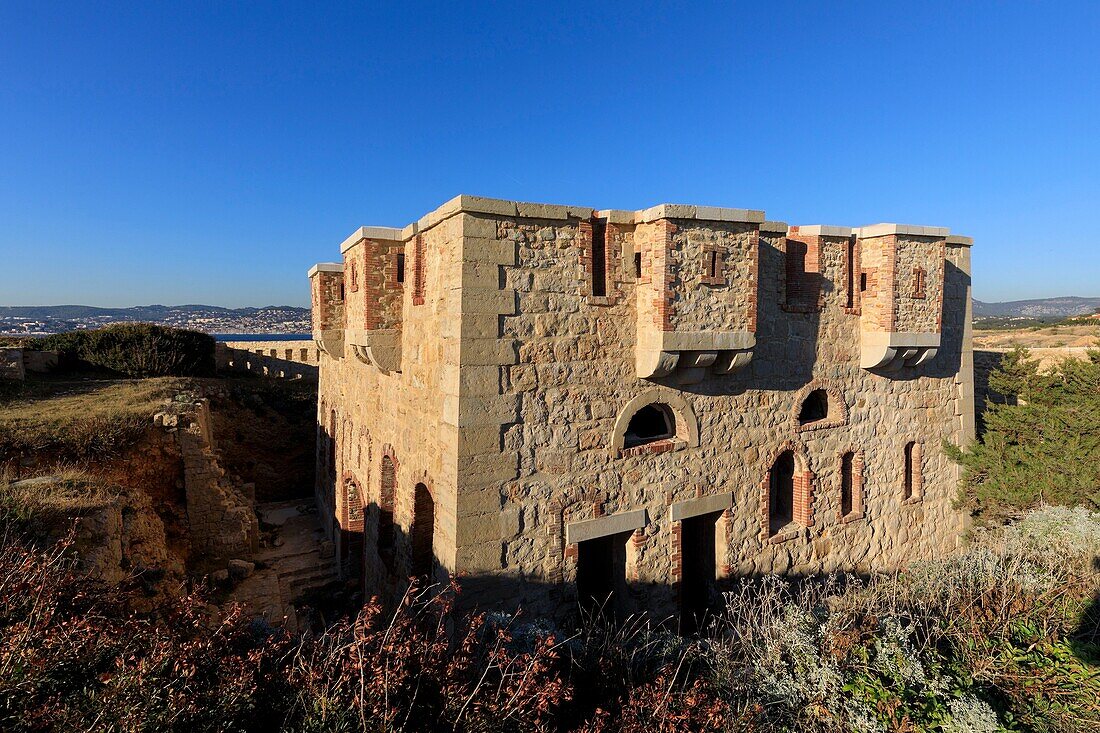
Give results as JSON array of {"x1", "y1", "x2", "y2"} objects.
[
  {"x1": 216, "y1": 340, "x2": 319, "y2": 380},
  {"x1": 0, "y1": 348, "x2": 25, "y2": 380}
]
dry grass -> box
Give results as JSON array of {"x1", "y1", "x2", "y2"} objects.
[
  {"x1": 0, "y1": 469, "x2": 121, "y2": 532},
  {"x1": 973, "y1": 323, "x2": 1100, "y2": 349},
  {"x1": 0, "y1": 377, "x2": 179, "y2": 462}
]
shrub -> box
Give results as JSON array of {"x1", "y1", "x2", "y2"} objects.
[
  {"x1": 1, "y1": 506, "x2": 1096, "y2": 732},
  {"x1": 38, "y1": 324, "x2": 215, "y2": 377},
  {"x1": 948, "y1": 346, "x2": 1100, "y2": 522}
]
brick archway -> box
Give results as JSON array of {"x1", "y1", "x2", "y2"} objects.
[{"x1": 759, "y1": 441, "x2": 815, "y2": 542}]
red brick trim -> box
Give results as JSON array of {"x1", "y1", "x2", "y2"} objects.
[
  {"x1": 782, "y1": 235, "x2": 824, "y2": 313},
  {"x1": 339, "y1": 470, "x2": 365, "y2": 532},
  {"x1": 546, "y1": 490, "x2": 603, "y2": 590},
  {"x1": 759, "y1": 441, "x2": 815, "y2": 540},
  {"x1": 912, "y1": 266, "x2": 926, "y2": 300},
  {"x1": 700, "y1": 242, "x2": 727, "y2": 286},
  {"x1": 412, "y1": 234, "x2": 426, "y2": 306},
  {"x1": 790, "y1": 379, "x2": 850, "y2": 433},
  {"x1": 577, "y1": 216, "x2": 623, "y2": 306},
  {"x1": 843, "y1": 236, "x2": 861, "y2": 315},
  {"x1": 619, "y1": 437, "x2": 681, "y2": 458}
]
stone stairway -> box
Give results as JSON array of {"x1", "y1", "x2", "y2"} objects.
[{"x1": 255, "y1": 499, "x2": 341, "y2": 603}]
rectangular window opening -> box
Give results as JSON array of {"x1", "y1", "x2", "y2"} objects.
[
  {"x1": 591, "y1": 220, "x2": 607, "y2": 297},
  {"x1": 845, "y1": 241, "x2": 856, "y2": 309},
  {"x1": 860, "y1": 272, "x2": 867, "y2": 292},
  {"x1": 634, "y1": 251, "x2": 642, "y2": 279},
  {"x1": 396, "y1": 253, "x2": 405, "y2": 284}
]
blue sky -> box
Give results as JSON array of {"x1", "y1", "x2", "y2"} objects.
[{"x1": 1, "y1": 2, "x2": 1097, "y2": 307}]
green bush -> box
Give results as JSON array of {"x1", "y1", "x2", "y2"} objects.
[
  {"x1": 949, "y1": 346, "x2": 1100, "y2": 522},
  {"x1": 37, "y1": 324, "x2": 215, "y2": 377}
]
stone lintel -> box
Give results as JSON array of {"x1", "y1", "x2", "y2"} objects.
[
  {"x1": 307, "y1": 262, "x2": 343, "y2": 278},
  {"x1": 789, "y1": 225, "x2": 853, "y2": 238},
  {"x1": 565, "y1": 509, "x2": 647, "y2": 545},
  {"x1": 596, "y1": 209, "x2": 636, "y2": 225},
  {"x1": 759, "y1": 220, "x2": 789, "y2": 234},
  {"x1": 856, "y1": 223, "x2": 950, "y2": 239},
  {"x1": 340, "y1": 226, "x2": 403, "y2": 253},
  {"x1": 644, "y1": 330, "x2": 756, "y2": 353},
  {"x1": 671, "y1": 493, "x2": 734, "y2": 522},
  {"x1": 861, "y1": 331, "x2": 941, "y2": 348},
  {"x1": 636, "y1": 204, "x2": 766, "y2": 225},
  {"x1": 946, "y1": 234, "x2": 973, "y2": 246}
]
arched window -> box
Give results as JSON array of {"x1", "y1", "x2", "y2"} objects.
[
  {"x1": 411, "y1": 482, "x2": 435, "y2": 577},
  {"x1": 798, "y1": 389, "x2": 829, "y2": 425},
  {"x1": 624, "y1": 404, "x2": 674, "y2": 449},
  {"x1": 379, "y1": 455, "x2": 396, "y2": 568},
  {"x1": 792, "y1": 382, "x2": 848, "y2": 432},
  {"x1": 769, "y1": 451, "x2": 795, "y2": 535},
  {"x1": 613, "y1": 391, "x2": 699, "y2": 458}
]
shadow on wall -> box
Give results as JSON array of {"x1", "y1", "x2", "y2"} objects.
[
  {"x1": 216, "y1": 343, "x2": 319, "y2": 381},
  {"x1": 336, "y1": 498, "x2": 889, "y2": 637}
]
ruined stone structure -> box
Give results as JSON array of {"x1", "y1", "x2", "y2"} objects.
[{"x1": 310, "y1": 195, "x2": 975, "y2": 624}]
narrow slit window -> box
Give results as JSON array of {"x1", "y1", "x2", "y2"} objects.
[
  {"x1": 840, "y1": 452, "x2": 854, "y2": 517},
  {"x1": 913, "y1": 267, "x2": 926, "y2": 298},
  {"x1": 845, "y1": 240, "x2": 856, "y2": 308},
  {"x1": 591, "y1": 219, "x2": 607, "y2": 297},
  {"x1": 634, "y1": 251, "x2": 642, "y2": 279},
  {"x1": 396, "y1": 253, "x2": 405, "y2": 284},
  {"x1": 708, "y1": 251, "x2": 719, "y2": 279},
  {"x1": 902, "y1": 441, "x2": 922, "y2": 501}
]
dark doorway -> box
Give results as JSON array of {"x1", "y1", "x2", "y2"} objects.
[
  {"x1": 575, "y1": 532, "x2": 630, "y2": 621},
  {"x1": 410, "y1": 483, "x2": 435, "y2": 578},
  {"x1": 680, "y1": 512, "x2": 720, "y2": 634},
  {"x1": 769, "y1": 451, "x2": 795, "y2": 535}
]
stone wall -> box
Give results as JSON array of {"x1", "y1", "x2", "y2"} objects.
[
  {"x1": 157, "y1": 397, "x2": 259, "y2": 570},
  {"x1": 312, "y1": 196, "x2": 975, "y2": 621},
  {"x1": 1, "y1": 348, "x2": 25, "y2": 380},
  {"x1": 216, "y1": 340, "x2": 319, "y2": 380}
]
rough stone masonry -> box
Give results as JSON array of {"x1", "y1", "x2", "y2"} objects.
[{"x1": 309, "y1": 195, "x2": 975, "y2": 624}]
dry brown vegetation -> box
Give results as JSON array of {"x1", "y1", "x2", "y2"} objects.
[{"x1": 0, "y1": 378, "x2": 179, "y2": 463}]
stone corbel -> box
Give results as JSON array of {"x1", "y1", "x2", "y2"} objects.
[
  {"x1": 314, "y1": 330, "x2": 344, "y2": 359},
  {"x1": 860, "y1": 331, "x2": 939, "y2": 371},
  {"x1": 636, "y1": 330, "x2": 754, "y2": 381},
  {"x1": 346, "y1": 328, "x2": 401, "y2": 373}
]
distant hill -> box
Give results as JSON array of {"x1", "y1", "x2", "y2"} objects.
[
  {"x1": 0, "y1": 304, "x2": 307, "y2": 320},
  {"x1": 0, "y1": 304, "x2": 310, "y2": 336},
  {"x1": 972, "y1": 297, "x2": 1100, "y2": 318}
]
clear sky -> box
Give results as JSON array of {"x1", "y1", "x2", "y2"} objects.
[{"x1": 1, "y1": 2, "x2": 1097, "y2": 307}]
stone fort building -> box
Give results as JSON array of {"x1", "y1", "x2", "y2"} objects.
[{"x1": 309, "y1": 195, "x2": 974, "y2": 625}]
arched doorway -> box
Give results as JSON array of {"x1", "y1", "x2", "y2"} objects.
[{"x1": 410, "y1": 482, "x2": 435, "y2": 578}]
